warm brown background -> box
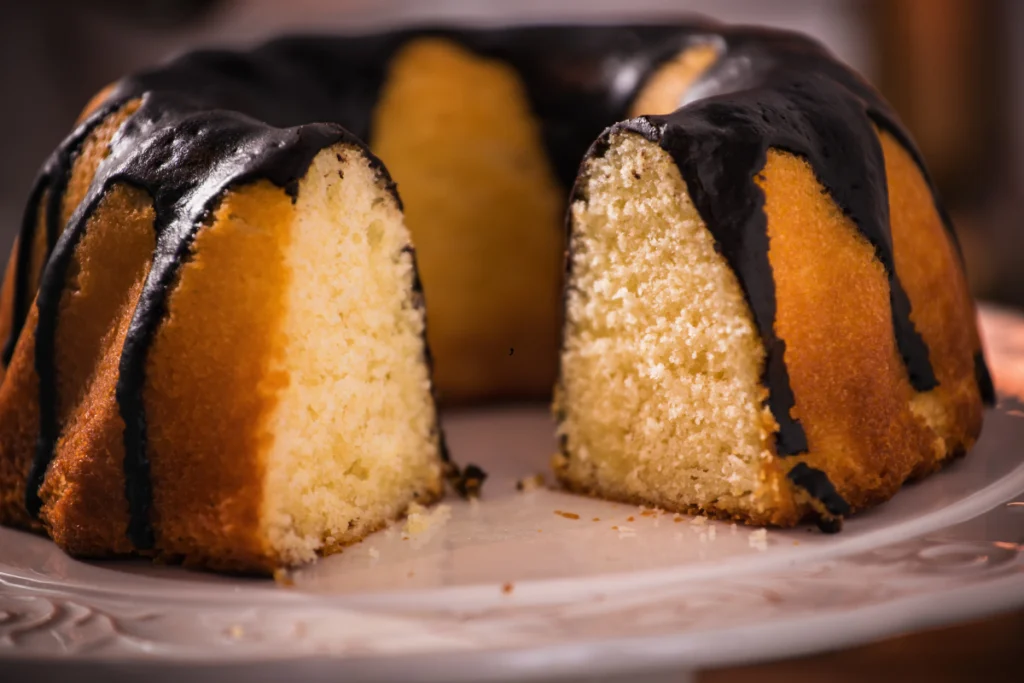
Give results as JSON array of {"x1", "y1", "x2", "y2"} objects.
[{"x1": 0, "y1": 1, "x2": 1020, "y2": 679}]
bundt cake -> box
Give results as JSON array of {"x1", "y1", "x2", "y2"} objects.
[{"x1": 0, "y1": 24, "x2": 992, "y2": 573}]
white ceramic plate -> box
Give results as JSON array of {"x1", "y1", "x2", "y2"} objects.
[{"x1": 2, "y1": 305, "x2": 1023, "y2": 683}]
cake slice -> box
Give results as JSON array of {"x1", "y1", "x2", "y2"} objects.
[
  {"x1": 555, "y1": 129, "x2": 985, "y2": 528},
  {"x1": 0, "y1": 136, "x2": 444, "y2": 573}
]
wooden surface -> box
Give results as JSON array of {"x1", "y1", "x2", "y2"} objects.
[{"x1": 700, "y1": 609, "x2": 1024, "y2": 683}]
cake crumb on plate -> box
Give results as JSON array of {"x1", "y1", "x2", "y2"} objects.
[
  {"x1": 516, "y1": 473, "x2": 546, "y2": 492},
  {"x1": 404, "y1": 502, "x2": 452, "y2": 536},
  {"x1": 748, "y1": 528, "x2": 769, "y2": 551}
]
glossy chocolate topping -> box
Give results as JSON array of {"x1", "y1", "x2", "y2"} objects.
[
  {"x1": 786, "y1": 462, "x2": 852, "y2": 521},
  {"x1": 611, "y1": 27, "x2": 944, "y2": 457},
  {"x1": 6, "y1": 23, "x2": 991, "y2": 542},
  {"x1": 579, "y1": 26, "x2": 991, "y2": 515}
]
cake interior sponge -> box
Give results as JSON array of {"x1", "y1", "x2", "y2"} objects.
[
  {"x1": 257, "y1": 146, "x2": 444, "y2": 565},
  {"x1": 555, "y1": 132, "x2": 780, "y2": 521}
]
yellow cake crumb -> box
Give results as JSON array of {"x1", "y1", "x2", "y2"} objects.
[
  {"x1": 404, "y1": 502, "x2": 452, "y2": 536},
  {"x1": 748, "y1": 528, "x2": 769, "y2": 551},
  {"x1": 516, "y1": 473, "x2": 546, "y2": 492}
]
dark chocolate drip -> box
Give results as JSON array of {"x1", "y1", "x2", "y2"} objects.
[
  {"x1": 975, "y1": 350, "x2": 996, "y2": 405},
  {"x1": 25, "y1": 103, "x2": 128, "y2": 515},
  {"x1": 3, "y1": 180, "x2": 47, "y2": 367},
  {"x1": 11, "y1": 23, "x2": 983, "y2": 542},
  {"x1": 787, "y1": 462, "x2": 851, "y2": 518},
  {"x1": 616, "y1": 29, "x2": 941, "y2": 453},
  {"x1": 3, "y1": 110, "x2": 113, "y2": 367}
]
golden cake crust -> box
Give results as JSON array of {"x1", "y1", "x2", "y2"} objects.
[
  {"x1": 144, "y1": 181, "x2": 291, "y2": 572},
  {"x1": 758, "y1": 149, "x2": 938, "y2": 516},
  {"x1": 40, "y1": 183, "x2": 156, "y2": 557},
  {"x1": 0, "y1": 306, "x2": 43, "y2": 532},
  {"x1": 371, "y1": 38, "x2": 565, "y2": 402},
  {"x1": 878, "y1": 130, "x2": 983, "y2": 470}
]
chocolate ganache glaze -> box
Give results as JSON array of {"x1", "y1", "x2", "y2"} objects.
[
  {"x1": 610, "y1": 27, "x2": 944, "y2": 457},
  {"x1": 5, "y1": 24, "x2": 992, "y2": 546}
]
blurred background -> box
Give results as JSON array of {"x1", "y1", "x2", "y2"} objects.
[
  {"x1": 0, "y1": 0, "x2": 1021, "y2": 307},
  {"x1": 0, "y1": 3, "x2": 1019, "y2": 680}
]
